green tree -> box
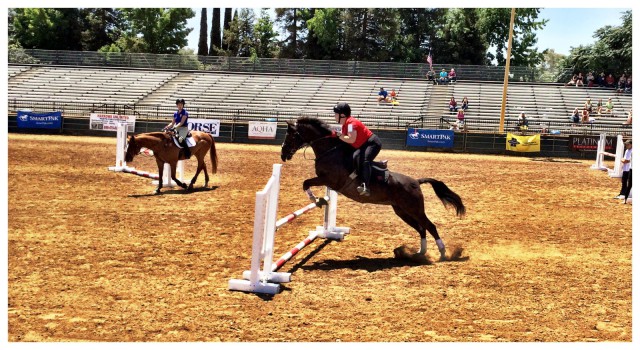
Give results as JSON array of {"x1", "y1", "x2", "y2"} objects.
[
  {"x1": 224, "y1": 8, "x2": 255, "y2": 57},
  {"x1": 306, "y1": 8, "x2": 345, "y2": 60},
  {"x1": 222, "y1": 8, "x2": 232, "y2": 50},
  {"x1": 120, "y1": 8, "x2": 195, "y2": 54},
  {"x1": 435, "y1": 8, "x2": 488, "y2": 65},
  {"x1": 254, "y1": 9, "x2": 278, "y2": 58},
  {"x1": 275, "y1": 8, "x2": 303, "y2": 58},
  {"x1": 477, "y1": 8, "x2": 547, "y2": 66},
  {"x1": 12, "y1": 8, "x2": 81, "y2": 50},
  {"x1": 198, "y1": 9, "x2": 208, "y2": 56},
  {"x1": 561, "y1": 10, "x2": 631, "y2": 79},
  {"x1": 395, "y1": 8, "x2": 446, "y2": 63},
  {"x1": 80, "y1": 8, "x2": 124, "y2": 51}
]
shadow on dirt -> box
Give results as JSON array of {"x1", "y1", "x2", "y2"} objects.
[
  {"x1": 128, "y1": 186, "x2": 219, "y2": 198},
  {"x1": 530, "y1": 158, "x2": 582, "y2": 164}
]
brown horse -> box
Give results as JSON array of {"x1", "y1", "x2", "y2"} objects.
[{"x1": 125, "y1": 131, "x2": 218, "y2": 194}]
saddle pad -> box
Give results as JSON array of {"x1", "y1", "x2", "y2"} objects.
[{"x1": 172, "y1": 136, "x2": 196, "y2": 148}]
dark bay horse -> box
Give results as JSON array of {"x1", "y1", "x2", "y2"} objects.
[
  {"x1": 125, "y1": 131, "x2": 218, "y2": 194},
  {"x1": 281, "y1": 117, "x2": 465, "y2": 260}
]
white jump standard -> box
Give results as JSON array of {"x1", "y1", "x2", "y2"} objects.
[
  {"x1": 107, "y1": 122, "x2": 184, "y2": 186},
  {"x1": 229, "y1": 164, "x2": 349, "y2": 295},
  {"x1": 591, "y1": 133, "x2": 624, "y2": 178}
]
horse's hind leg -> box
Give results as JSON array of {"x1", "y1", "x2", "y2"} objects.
[
  {"x1": 188, "y1": 155, "x2": 205, "y2": 191},
  {"x1": 392, "y1": 205, "x2": 446, "y2": 260},
  {"x1": 170, "y1": 161, "x2": 188, "y2": 190}
]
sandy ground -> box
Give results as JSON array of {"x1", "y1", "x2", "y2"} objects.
[{"x1": 7, "y1": 133, "x2": 632, "y2": 342}]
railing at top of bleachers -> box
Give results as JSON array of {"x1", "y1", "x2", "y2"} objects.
[{"x1": 10, "y1": 48, "x2": 561, "y2": 83}]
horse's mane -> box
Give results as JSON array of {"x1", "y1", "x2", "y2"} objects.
[{"x1": 296, "y1": 116, "x2": 334, "y2": 136}]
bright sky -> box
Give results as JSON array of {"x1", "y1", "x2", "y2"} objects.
[{"x1": 186, "y1": 7, "x2": 630, "y2": 57}]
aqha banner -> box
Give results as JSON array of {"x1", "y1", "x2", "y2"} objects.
[{"x1": 248, "y1": 121, "x2": 277, "y2": 139}]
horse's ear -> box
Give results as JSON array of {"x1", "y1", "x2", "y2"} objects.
[{"x1": 286, "y1": 120, "x2": 295, "y2": 130}]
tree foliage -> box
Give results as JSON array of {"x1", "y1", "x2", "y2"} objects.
[
  {"x1": 210, "y1": 8, "x2": 222, "y2": 55},
  {"x1": 120, "y1": 8, "x2": 194, "y2": 54}
]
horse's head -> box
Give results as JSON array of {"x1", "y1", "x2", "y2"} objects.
[
  {"x1": 281, "y1": 117, "x2": 337, "y2": 162},
  {"x1": 125, "y1": 135, "x2": 140, "y2": 162},
  {"x1": 281, "y1": 121, "x2": 304, "y2": 162}
]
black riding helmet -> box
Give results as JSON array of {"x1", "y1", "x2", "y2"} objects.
[
  {"x1": 333, "y1": 102, "x2": 351, "y2": 117},
  {"x1": 176, "y1": 98, "x2": 186, "y2": 105}
]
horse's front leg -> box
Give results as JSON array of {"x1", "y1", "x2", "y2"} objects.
[
  {"x1": 303, "y1": 177, "x2": 329, "y2": 207},
  {"x1": 154, "y1": 158, "x2": 164, "y2": 195},
  {"x1": 170, "y1": 161, "x2": 188, "y2": 190}
]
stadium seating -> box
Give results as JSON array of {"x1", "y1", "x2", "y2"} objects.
[{"x1": 7, "y1": 64, "x2": 632, "y2": 134}]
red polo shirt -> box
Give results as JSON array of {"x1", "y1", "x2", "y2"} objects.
[{"x1": 342, "y1": 116, "x2": 373, "y2": 149}]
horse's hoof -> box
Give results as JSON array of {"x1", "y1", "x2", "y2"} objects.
[{"x1": 153, "y1": 190, "x2": 160, "y2": 195}]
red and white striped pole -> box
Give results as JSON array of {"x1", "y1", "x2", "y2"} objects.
[{"x1": 272, "y1": 232, "x2": 319, "y2": 272}]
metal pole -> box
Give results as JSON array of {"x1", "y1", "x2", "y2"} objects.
[{"x1": 499, "y1": 8, "x2": 516, "y2": 133}]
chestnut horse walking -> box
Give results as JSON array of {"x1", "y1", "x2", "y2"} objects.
[
  {"x1": 125, "y1": 131, "x2": 218, "y2": 194},
  {"x1": 280, "y1": 117, "x2": 465, "y2": 260}
]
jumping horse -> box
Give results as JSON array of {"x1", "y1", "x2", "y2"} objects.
[
  {"x1": 281, "y1": 117, "x2": 465, "y2": 260},
  {"x1": 125, "y1": 131, "x2": 218, "y2": 194}
]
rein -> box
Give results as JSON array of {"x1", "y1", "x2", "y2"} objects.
[{"x1": 301, "y1": 133, "x2": 338, "y2": 161}]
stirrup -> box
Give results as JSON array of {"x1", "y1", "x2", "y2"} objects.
[{"x1": 357, "y1": 183, "x2": 370, "y2": 196}]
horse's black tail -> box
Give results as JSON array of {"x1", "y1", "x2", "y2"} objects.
[{"x1": 418, "y1": 178, "x2": 466, "y2": 217}]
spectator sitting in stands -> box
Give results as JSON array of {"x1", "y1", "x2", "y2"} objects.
[
  {"x1": 566, "y1": 74, "x2": 577, "y2": 86},
  {"x1": 597, "y1": 72, "x2": 607, "y2": 87},
  {"x1": 426, "y1": 69, "x2": 436, "y2": 84},
  {"x1": 584, "y1": 98, "x2": 593, "y2": 114},
  {"x1": 448, "y1": 68, "x2": 457, "y2": 83},
  {"x1": 605, "y1": 97, "x2": 614, "y2": 114},
  {"x1": 389, "y1": 89, "x2": 398, "y2": 104},
  {"x1": 624, "y1": 75, "x2": 632, "y2": 93},
  {"x1": 571, "y1": 107, "x2": 581, "y2": 125},
  {"x1": 453, "y1": 109, "x2": 466, "y2": 131},
  {"x1": 461, "y1": 97, "x2": 469, "y2": 111},
  {"x1": 586, "y1": 72, "x2": 595, "y2": 87},
  {"x1": 517, "y1": 112, "x2": 529, "y2": 132},
  {"x1": 439, "y1": 69, "x2": 449, "y2": 85},
  {"x1": 448, "y1": 96, "x2": 458, "y2": 112},
  {"x1": 581, "y1": 107, "x2": 590, "y2": 123},
  {"x1": 575, "y1": 72, "x2": 585, "y2": 87},
  {"x1": 377, "y1": 87, "x2": 389, "y2": 103},
  {"x1": 623, "y1": 109, "x2": 632, "y2": 125},
  {"x1": 617, "y1": 74, "x2": 627, "y2": 93},
  {"x1": 606, "y1": 73, "x2": 616, "y2": 88},
  {"x1": 596, "y1": 98, "x2": 604, "y2": 115}
]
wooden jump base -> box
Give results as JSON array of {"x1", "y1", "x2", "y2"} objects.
[{"x1": 229, "y1": 164, "x2": 349, "y2": 295}]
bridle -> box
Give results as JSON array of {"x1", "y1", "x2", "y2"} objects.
[{"x1": 284, "y1": 128, "x2": 338, "y2": 161}]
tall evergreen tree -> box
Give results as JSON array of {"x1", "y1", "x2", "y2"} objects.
[
  {"x1": 209, "y1": 8, "x2": 221, "y2": 54},
  {"x1": 275, "y1": 8, "x2": 301, "y2": 58},
  {"x1": 198, "y1": 8, "x2": 208, "y2": 56},
  {"x1": 223, "y1": 8, "x2": 232, "y2": 50}
]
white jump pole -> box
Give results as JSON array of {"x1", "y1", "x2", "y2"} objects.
[
  {"x1": 108, "y1": 122, "x2": 184, "y2": 186},
  {"x1": 229, "y1": 164, "x2": 350, "y2": 294}
]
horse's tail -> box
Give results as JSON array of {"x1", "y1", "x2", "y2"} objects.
[
  {"x1": 418, "y1": 178, "x2": 466, "y2": 217},
  {"x1": 209, "y1": 134, "x2": 218, "y2": 174}
]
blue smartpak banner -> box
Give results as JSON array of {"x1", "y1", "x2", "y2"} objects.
[
  {"x1": 17, "y1": 111, "x2": 62, "y2": 129},
  {"x1": 406, "y1": 128, "x2": 454, "y2": 148}
]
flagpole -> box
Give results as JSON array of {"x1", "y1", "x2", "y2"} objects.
[{"x1": 499, "y1": 8, "x2": 516, "y2": 134}]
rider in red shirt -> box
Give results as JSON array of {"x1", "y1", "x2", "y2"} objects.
[{"x1": 333, "y1": 102, "x2": 382, "y2": 196}]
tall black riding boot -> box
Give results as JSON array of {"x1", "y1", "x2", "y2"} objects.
[
  {"x1": 357, "y1": 161, "x2": 372, "y2": 196},
  {"x1": 180, "y1": 139, "x2": 191, "y2": 159}
]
